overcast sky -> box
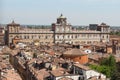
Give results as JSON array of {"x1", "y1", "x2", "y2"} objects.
[{"x1": 0, "y1": 0, "x2": 120, "y2": 26}]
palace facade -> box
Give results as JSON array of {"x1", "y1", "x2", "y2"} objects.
[{"x1": 6, "y1": 14, "x2": 110, "y2": 45}]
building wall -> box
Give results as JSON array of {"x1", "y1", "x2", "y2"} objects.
[
  {"x1": 71, "y1": 55, "x2": 88, "y2": 64},
  {"x1": 116, "y1": 45, "x2": 120, "y2": 54},
  {"x1": 6, "y1": 15, "x2": 110, "y2": 45},
  {"x1": 106, "y1": 47, "x2": 112, "y2": 54},
  {"x1": 56, "y1": 75, "x2": 80, "y2": 80},
  {"x1": 8, "y1": 32, "x2": 54, "y2": 45},
  {"x1": 73, "y1": 65, "x2": 106, "y2": 80},
  {"x1": 7, "y1": 27, "x2": 110, "y2": 46},
  {"x1": 0, "y1": 28, "x2": 5, "y2": 45},
  {"x1": 53, "y1": 15, "x2": 110, "y2": 44},
  {"x1": 55, "y1": 33, "x2": 109, "y2": 44},
  {"x1": 85, "y1": 70, "x2": 106, "y2": 80},
  {"x1": 17, "y1": 33, "x2": 54, "y2": 44}
]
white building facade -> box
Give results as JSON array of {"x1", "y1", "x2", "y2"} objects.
[{"x1": 6, "y1": 14, "x2": 110, "y2": 45}]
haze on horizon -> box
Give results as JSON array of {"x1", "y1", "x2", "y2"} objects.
[{"x1": 0, "y1": 0, "x2": 120, "y2": 26}]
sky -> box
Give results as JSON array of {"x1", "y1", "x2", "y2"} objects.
[{"x1": 0, "y1": 0, "x2": 120, "y2": 26}]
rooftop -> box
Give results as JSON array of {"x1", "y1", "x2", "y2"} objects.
[
  {"x1": 1, "y1": 69, "x2": 22, "y2": 80},
  {"x1": 63, "y1": 48, "x2": 87, "y2": 57},
  {"x1": 58, "y1": 14, "x2": 66, "y2": 19},
  {"x1": 50, "y1": 67, "x2": 68, "y2": 77},
  {"x1": 74, "y1": 63, "x2": 90, "y2": 71}
]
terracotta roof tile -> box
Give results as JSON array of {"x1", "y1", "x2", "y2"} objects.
[{"x1": 63, "y1": 49, "x2": 87, "y2": 57}]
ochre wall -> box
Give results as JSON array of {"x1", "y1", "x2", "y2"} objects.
[{"x1": 71, "y1": 55, "x2": 88, "y2": 64}]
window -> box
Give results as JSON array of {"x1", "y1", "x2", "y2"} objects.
[
  {"x1": 10, "y1": 35, "x2": 13, "y2": 37},
  {"x1": 10, "y1": 27, "x2": 12, "y2": 32},
  {"x1": 89, "y1": 34, "x2": 92, "y2": 37},
  {"x1": 71, "y1": 35, "x2": 73, "y2": 39},
  {"x1": 82, "y1": 34, "x2": 85, "y2": 37},
  {"x1": 87, "y1": 41, "x2": 91, "y2": 44},
  {"x1": 39, "y1": 36, "x2": 41, "y2": 39},
  {"x1": 103, "y1": 36, "x2": 104, "y2": 38},
  {"x1": 24, "y1": 36, "x2": 26, "y2": 39},
  {"x1": 32, "y1": 35, "x2": 34, "y2": 39},
  {"x1": 87, "y1": 34, "x2": 89, "y2": 38},
  {"x1": 63, "y1": 35, "x2": 64, "y2": 39},
  {"x1": 26, "y1": 36, "x2": 29, "y2": 39},
  {"x1": 19, "y1": 36, "x2": 22, "y2": 39},
  {"x1": 68, "y1": 35, "x2": 69, "y2": 38},
  {"x1": 45, "y1": 36, "x2": 48, "y2": 39},
  {"x1": 75, "y1": 35, "x2": 77, "y2": 38},
  {"x1": 77, "y1": 34, "x2": 79, "y2": 38},
  {"x1": 57, "y1": 36, "x2": 59, "y2": 39},
  {"x1": 52, "y1": 35, "x2": 54, "y2": 38},
  {"x1": 106, "y1": 35, "x2": 108, "y2": 38}
]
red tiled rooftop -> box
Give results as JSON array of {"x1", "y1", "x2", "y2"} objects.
[
  {"x1": 74, "y1": 63, "x2": 90, "y2": 71},
  {"x1": 2, "y1": 69, "x2": 22, "y2": 80},
  {"x1": 35, "y1": 69, "x2": 50, "y2": 80},
  {"x1": 50, "y1": 67, "x2": 69, "y2": 77},
  {"x1": 63, "y1": 48, "x2": 87, "y2": 57}
]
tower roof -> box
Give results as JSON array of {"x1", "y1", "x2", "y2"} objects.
[
  {"x1": 100, "y1": 22, "x2": 107, "y2": 26},
  {"x1": 58, "y1": 14, "x2": 66, "y2": 19},
  {"x1": 63, "y1": 49, "x2": 87, "y2": 57},
  {"x1": 7, "y1": 20, "x2": 20, "y2": 26},
  {"x1": 99, "y1": 22, "x2": 109, "y2": 27}
]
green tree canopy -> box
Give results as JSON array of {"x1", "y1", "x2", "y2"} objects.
[{"x1": 89, "y1": 55, "x2": 116, "y2": 78}]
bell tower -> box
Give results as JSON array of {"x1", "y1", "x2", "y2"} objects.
[
  {"x1": 97, "y1": 23, "x2": 110, "y2": 32},
  {"x1": 51, "y1": 14, "x2": 72, "y2": 44},
  {"x1": 6, "y1": 21, "x2": 20, "y2": 45},
  {"x1": 97, "y1": 23, "x2": 110, "y2": 43},
  {"x1": 57, "y1": 14, "x2": 67, "y2": 24},
  {"x1": 7, "y1": 20, "x2": 20, "y2": 33}
]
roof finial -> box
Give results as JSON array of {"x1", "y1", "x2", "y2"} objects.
[
  {"x1": 58, "y1": 13, "x2": 66, "y2": 19},
  {"x1": 61, "y1": 13, "x2": 63, "y2": 16},
  {"x1": 12, "y1": 20, "x2": 15, "y2": 23}
]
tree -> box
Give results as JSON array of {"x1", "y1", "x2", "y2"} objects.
[
  {"x1": 89, "y1": 64, "x2": 111, "y2": 78},
  {"x1": 100, "y1": 58, "x2": 108, "y2": 65},
  {"x1": 89, "y1": 55, "x2": 116, "y2": 78},
  {"x1": 110, "y1": 31, "x2": 120, "y2": 36},
  {"x1": 111, "y1": 71, "x2": 120, "y2": 80},
  {"x1": 108, "y1": 55, "x2": 116, "y2": 74},
  {"x1": 111, "y1": 62, "x2": 120, "y2": 80}
]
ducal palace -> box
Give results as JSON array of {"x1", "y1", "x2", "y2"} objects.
[{"x1": 5, "y1": 14, "x2": 110, "y2": 46}]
